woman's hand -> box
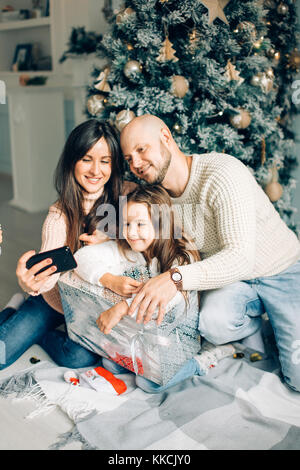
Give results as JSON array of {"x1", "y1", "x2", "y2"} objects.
[
  {"x1": 100, "y1": 273, "x2": 143, "y2": 297},
  {"x1": 79, "y1": 229, "x2": 109, "y2": 246},
  {"x1": 96, "y1": 300, "x2": 129, "y2": 335},
  {"x1": 16, "y1": 251, "x2": 57, "y2": 296}
]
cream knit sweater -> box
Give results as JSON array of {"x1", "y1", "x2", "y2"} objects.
[
  {"x1": 38, "y1": 181, "x2": 137, "y2": 313},
  {"x1": 173, "y1": 152, "x2": 300, "y2": 291},
  {"x1": 39, "y1": 190, "x2": 103, "y2": 313}
]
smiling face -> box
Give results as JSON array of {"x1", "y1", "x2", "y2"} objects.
[
  {"x1": 122, "y1": 202, "x2": 155, "y2": 253},
  {"x1": 74, "y1": 137, "x2": 112, "y2": 194},
  {"x1": 121, "y1": 119, "x2": 172, "y2": 185}
]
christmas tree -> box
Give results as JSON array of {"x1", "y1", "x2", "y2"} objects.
[{"x1": 86, "y1": 0, "x2": 300, "y2": 232}]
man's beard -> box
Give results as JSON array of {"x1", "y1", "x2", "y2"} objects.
[{"x1": 150, "y1": 142, "x2": 172, "y2": 185}]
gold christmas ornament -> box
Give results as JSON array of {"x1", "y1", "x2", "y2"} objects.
[
  {"x1": 87, "y1": 94, "x2": 107, "y2": 116},
  {"x1": 200, "y1": 0, "x2": 231, "y2": 25},
  {"x1": 124, "y1": 60, "x2": 143, "y2": 78},
  {"x1": 229, "y1": 108, "x2": 252, "y2": 129},
  {"x1": 116, "y1": 7, "x2": 135, "y2": 24},
  {"x1": 264, "y1": 165, "x2": 283, "y2": 202},
  {"x1": 115, "y1": 109, "x2": 136, "y2": 131},
  {"x1": 170, "y1": 75, "x2": 190, "y2": 98},
  {"x1": 224, "y1": 60, "x2": 244, "y2": 84},
  {"x1": 287, "y1": 49, "x2": 300, "y2": 71},
  {"x1": 157, "y1": 36, "x2": 178, "y2": 63},
  {"x1": 94, "y1": 67, "x2": 111, "y2": 92},
  {"x1": 277, "y1": 2, "x2": 289, "y2": 15}
]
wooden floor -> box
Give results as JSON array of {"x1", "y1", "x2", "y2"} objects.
[{"x1": 0, "y1": 173, "x2": 47, "y2": 308}]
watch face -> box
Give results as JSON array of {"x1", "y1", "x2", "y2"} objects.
[{"x1": 172, "y1": 272, "x2": 182, "y2": 282}]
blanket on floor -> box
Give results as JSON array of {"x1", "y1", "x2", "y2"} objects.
[{"x1": 0, "y1": 347, "x2": 299, "y2": 450}]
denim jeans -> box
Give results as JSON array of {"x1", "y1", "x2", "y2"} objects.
[
  {"x1": 0, "y1": 295, "x2": 100, "y2": 370},
  {"x1": 102, "y1": 357, "x2": 205, "y2": 393},
  {"x1": 198, "y1": 258, "x2": 300, "y2": 392}
]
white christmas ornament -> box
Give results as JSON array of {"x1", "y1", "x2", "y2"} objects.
[
  {"x1": 115, "y1": 109, "x2": 136, "y2": 131},
  {"x1": 87, "y1": 94, "x2": 106, "y2": 116},
  {"x1": 124, "y1": 60, "x2": 142, "y2": 79}
]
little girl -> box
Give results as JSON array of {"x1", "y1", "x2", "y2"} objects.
[{"x1": 74, "y1": 185, "x2": 234, "y2": 393}]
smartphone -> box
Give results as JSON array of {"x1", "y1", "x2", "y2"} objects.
[{"x1": 26, "y1": 246, "x2": 77, "y2": 276}]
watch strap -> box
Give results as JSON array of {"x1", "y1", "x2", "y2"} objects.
[{"x1": 169, "y1": 267, "x2": 183, "y2": 291}]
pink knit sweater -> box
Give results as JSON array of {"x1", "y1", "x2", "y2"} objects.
[{"x1": 39, "y1": 181, "x2": 137, "y2": 313}]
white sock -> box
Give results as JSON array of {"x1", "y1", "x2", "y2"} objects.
[
  {"x1": 3, "y1": 293, "x2": 25, "y2": 311},
  {"x1": 195, "y1": 342, "x2": 236, "y2": 374}
]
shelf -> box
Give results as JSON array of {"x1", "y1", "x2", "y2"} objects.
[
  {"x1": 0, "y1": 17, "x2": 51, "y2": 32},
  {"x1": 0, "y1": 70, "x2": 53, "y2": 76}
]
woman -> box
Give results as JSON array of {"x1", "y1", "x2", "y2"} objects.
[{"x1": 0, "y1": 119, "x2": 134, "y2": 370}]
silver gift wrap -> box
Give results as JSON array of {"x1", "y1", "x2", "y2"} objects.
[{"x1": 58, "y1": 269, "x2": 201, "y2": 385}]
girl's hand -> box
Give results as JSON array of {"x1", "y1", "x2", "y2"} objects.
[
  {"x1": 79, "y1": 229, "x2": 109, "y2": 246},
  {"x1": 16, "y1": 251, "x2": 57, "y2": 296},
  {"x1": 100, "y1": 273, "x2": 142, "y2": 297},
  {"x1": 0, "y1": 229, "x2": 2, "y2": 244},
  {"x1": 96, "y1": 300, "x2": 129, "y2": 335}
]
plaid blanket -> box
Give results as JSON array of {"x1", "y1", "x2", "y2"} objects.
[{"x1": 0, "y1": 345, "x2": 299, "y2": 450}]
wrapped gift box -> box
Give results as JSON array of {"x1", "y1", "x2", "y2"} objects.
[{"x1": 58, "y1": 269, "x2": 201, "y2": 386}]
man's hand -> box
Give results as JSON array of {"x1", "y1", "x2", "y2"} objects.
[
  {"x1": 96, "y1": 300, "x2": 129, "y2": 335},
  {"x1": 127, "y1": 272, "x2": 177, "y2": 326}
]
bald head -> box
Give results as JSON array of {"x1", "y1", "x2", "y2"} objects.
[
  {"x1": 121, "y1": 114, "x2": 169, "y2": 144},
  {"x1": 120, "y1": 114, "x2": 175, "y2": 184}
]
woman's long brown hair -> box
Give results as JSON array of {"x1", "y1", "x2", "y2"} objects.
[
  {"x1": 118, "y1": 185, "x2": 200, "y2": 276},
  {"x1": 54, "y1": 120, "x2": 124, "y2": 253}
]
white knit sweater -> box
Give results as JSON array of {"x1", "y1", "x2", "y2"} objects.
[{"x1": 173, "y1": 153, "x2": 300, "y2": 291}]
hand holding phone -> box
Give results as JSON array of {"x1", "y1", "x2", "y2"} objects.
[
  {"x1": 17, "y1": 246, "x2": 77, "y2": 296},
  {"x1": 26, "y1": 246, "x2": 77, "y2": 275}
]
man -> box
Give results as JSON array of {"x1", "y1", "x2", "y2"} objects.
[{"x1": 120, "y1": 114, "x2": 300, "y2": 392}]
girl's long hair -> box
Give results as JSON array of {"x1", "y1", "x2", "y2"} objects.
[
  {"x1": 54, "y1": 119, "x2": 124, "y2": 252},
  {"x1": 118, "y1": 185, "x2": 200, "y2": 274}
]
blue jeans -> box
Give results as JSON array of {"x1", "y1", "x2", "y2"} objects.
[
  {"x1": 198, "y1": 259, "x2": 300, "y2": 392},
  {"x1": 102, "y1": 357, "x2": 205, "y2": 393},
  {"x1": 0, "y1": 295, "x2": 100, "y2": 370}
]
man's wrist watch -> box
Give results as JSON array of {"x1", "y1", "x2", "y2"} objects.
[{"x1": 169, "y1": 267, "x2": 183, "y2": 291}]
